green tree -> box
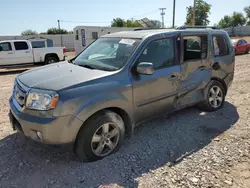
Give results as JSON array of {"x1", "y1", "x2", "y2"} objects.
[
  {"x1": 47, "y1": 27, "x2": 69, "y2": 35},
  {"x1": 111, "y1": 18, "x2": 126, "y2": 27},
  {"x1": 218, "y1": 15, "x2": 233, "y2": 28},
  {"x1": 124, "y1": 20, "x2": 141, "y2": 27},
  {"x1": 218, "y1": 12, "x2": 247, "y2": 28},
  {"x1": 231, "y1": 12, "x2": 247, "y2": 27},
  {"x1": 185, "y1": 0, "x2": 211, "y2": 26},
  {"x1": 21, "y1": 29, "x2": 38, "y2": 36},
  {"x1": 151, "y1": 20, "x2": 162, "y2": 28},
  {"x1": 244, "y1": 6, "x2": 250, "y2": 25}
]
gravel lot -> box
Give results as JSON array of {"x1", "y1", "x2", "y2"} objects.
[{"x1": 0, "y1": 53, "x2": 250, "y2": 188}]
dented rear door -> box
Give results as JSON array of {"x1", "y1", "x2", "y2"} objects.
[{"x1": 177, "y1": 33, "x2": 212, "y2": 108}]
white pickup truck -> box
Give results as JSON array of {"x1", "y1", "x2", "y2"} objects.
[{"x1": 0, "y1": 40, "x2": 66, "y2": 66}]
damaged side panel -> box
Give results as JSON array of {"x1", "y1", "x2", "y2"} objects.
[{"x1": 177, "y1": 66, "x2": 212, "y2": 108}]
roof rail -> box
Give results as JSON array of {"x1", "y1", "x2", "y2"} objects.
[
  {"x1": 176, "y1": 26, "x2": 220, "y2": 30},
  {"x1": 133, "y1": 28, "x2": 166, "y2": 31}
]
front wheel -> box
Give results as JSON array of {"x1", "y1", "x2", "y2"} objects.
[
  {"x1": 74, "y1": 110, "x2": 125, "y2": 162},
  {"x1": 198, "y1": 80, "x2": 226, "y2": 112}
]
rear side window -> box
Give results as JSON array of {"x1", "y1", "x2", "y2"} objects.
[
  {"x1": 0, "y1": 42, "x2": 12, "y2": 51},
  {"x1": 213, "y1": 35, "x2": 229, "y2": 57},
  {"x1": 14, "y1": 42, "x2": 29, "y2": 50},
  {"x1": 183, "y1": 35, "x2": 208, "y2": 61}
]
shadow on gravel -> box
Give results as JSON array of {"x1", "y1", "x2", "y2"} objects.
[
  {"x1": 0, "y1": 102, "x2": 239, "y2": 188},
  {"x1": 0, "y1": 69, "x2": 28, "y2": 75}
]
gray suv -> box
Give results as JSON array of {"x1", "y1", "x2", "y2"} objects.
[{"x1": 9, "y1": 27, "x2": 235, "y2": 161}]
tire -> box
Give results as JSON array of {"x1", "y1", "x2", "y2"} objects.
[
  {"x1": 74, "y1": 110, "x2": 125, "y2": 162},
  {"x1": 44, "y1": 56, "x2": 58, "y2": 65},
  {"x1": 197, "y1": 80, "x2": 226, "y2": 112}
]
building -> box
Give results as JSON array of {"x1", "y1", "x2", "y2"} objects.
[{"x1": 73, "y1": 26, "x2": 136, "y2": 55}]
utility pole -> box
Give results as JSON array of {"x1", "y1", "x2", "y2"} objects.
[
  {"x1": 192, "y1": 0, "x2": 196, "y2": 26},
  {"x1": 57, "y1": 20, "x2": 61, "y2": 30},
  {"x1": 172, "y1": 0, "x2": 176, "y2": 28},
  {"x1": 57, "y1": 20, "x2": 63, "y2": 47},
  {"x1": 159, "y1": 8, "x2": 166, "y2": 28}
]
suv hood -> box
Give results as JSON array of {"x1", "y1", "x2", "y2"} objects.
[{"x1": 18, "y1": 61, "x2": 114, "y2": 91}]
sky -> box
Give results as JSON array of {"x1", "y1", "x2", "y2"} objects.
[{"x1": 0, "y1": 0, "x2": 249, "y2": 35}]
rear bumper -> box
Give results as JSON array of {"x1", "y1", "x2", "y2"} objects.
[{"x1": 9, "y1": 97, "x2": 83, "y2": 145}]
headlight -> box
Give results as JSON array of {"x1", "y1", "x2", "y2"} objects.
[{"x1": 26, "y1": 91, "x2": 59, "y2": 111}]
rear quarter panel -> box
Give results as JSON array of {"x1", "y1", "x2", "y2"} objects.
[{"x1": 33, "y1": 47, "x2": 64, "y2": 62}]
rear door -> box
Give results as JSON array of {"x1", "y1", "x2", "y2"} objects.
[
  {"x1": 130, "y1": 36, "x2": 181, "y2": 123},
  {"x1": 212, "y1": 34, "x2": 234, "y2": 75},
  {"x1": 237, "y1": 40, "x2": 244, "y2": 53},
  {"x1": 13, "y1": 41, "x2": 33, "y2": 64},
  {"x1": 177, "y1": 34, "x2": 211, "y2": 108},
  {"x1": 0, "y1": 42, "x2": 15, "y2": 65},
  {"x1": 241, "y1": 39, "x2": 248, "y2": 53}
]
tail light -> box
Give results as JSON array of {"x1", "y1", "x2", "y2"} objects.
[{"x1": 63, "y1": 48, "x2": 67, "y2": 54}]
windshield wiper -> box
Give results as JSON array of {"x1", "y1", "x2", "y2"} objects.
[{"x1": 68, "y1": 59, "x2": 75, "y2": 64}]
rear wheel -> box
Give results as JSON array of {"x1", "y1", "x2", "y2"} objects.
[
  {"x1": 44, "y1": 56, "x2": 58, "y2": 65},
  {"x1": 74, "y1": 110, "x2": 125, "y2": 162},
  {"x1": 198, "y1": 80, "x2": 226, "y2": 112}
]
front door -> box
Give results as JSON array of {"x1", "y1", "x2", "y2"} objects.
[
  {"x1": 13, "y1": 41, "x2": 33, "y2": 64},
  {"x1": 0, "y1": 42, "x2": 15, "y2": 65},
  {"x1": 130, "y1": 37, "x2": 181, "y2": 123}
]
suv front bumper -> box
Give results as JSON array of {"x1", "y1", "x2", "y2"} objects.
[{"x1": 9, "y1": 97, "x2": 83, "y2": 145}]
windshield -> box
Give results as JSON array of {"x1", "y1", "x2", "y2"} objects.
[{"x1": 73, "y1": 37, "x2": 141, "y2": 71}]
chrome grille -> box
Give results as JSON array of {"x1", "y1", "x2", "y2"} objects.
[{"x1": 14, "y1": 82, "x2": 27, "y2": 106}]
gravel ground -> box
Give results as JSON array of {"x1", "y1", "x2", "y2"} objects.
[{"x1": 0, "y1": 54, "x2": 250, "y2": 188}]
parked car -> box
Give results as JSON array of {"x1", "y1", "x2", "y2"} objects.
[
  {"x1": 0, "y1": 40, "x2": 66, "y2": 66},
  {"x1": 9, "y1": 27, "x2": 235, "y2": 161},
  {"x1": 231, "y1": 39, "x2": 250, "y2": 55}
]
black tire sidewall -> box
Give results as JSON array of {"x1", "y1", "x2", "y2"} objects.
[
  {"x1": 45, "y1": 57, "x2": 58, "y2": 65},
  {"x1": 75, "y1": 110, "x2": 125, "y2": 162}
]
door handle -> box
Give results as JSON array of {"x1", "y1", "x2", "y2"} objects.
[
  {"x1": 25, "y1": 51, "x2": 30, "y2": 53},
  {"x1": 8, "y1": 52, "x2": 13, "y2": 54}
]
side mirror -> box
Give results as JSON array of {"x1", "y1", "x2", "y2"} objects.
[
  {"x1": 136, "y1": 62, "x2": 154, "y2": 75},
  {"x1": 0, "y1": 46, "x2": 2, "y2": 52}
]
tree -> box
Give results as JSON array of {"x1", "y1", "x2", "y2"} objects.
[
  {"x1": 218, "y1": 12, "x2": 247, "y2": 28},
  {"x1": 231, "y1": 12, "x2": 247, "y2": 27},
  {"x1": 151, "y1": 20, "x2": 162, "y2": 28},
  {"x1": 185, "y1": 0, "x2": 211, "y2": 26},
  {"x1": 111, "y1": 18, "x2": 126, "y2": 27},
  {"x1": 124, "y1": 20, "x2": 141, "y2": 27},
  {"x1": 21, "y1": 29, "x2": 38, "y2": 36},
  {"x1": 47, "y1": 27, "x2": 69, "y2": 35},
  {"x1": 218, "y1": 15, "x2": 233, "y2": 28},
  {"x1": 244, "y1": 6, "x2": 250, "y2": 25}
]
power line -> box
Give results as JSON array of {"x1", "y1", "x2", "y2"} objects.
[
  {"x1": 130, "y1": 9, "x2": 159, "y2": 19},
  {"x1": 59, "y1": 20, "x2": 110, "y2": 24}
]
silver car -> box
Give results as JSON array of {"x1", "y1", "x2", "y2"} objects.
[{"x1": 9, "y1": 27, "x2": 235, "y2": 161}]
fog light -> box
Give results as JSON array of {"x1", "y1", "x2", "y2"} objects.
[{"x1": 36, "y1": 131, "x2": 43, "y2": 140}]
